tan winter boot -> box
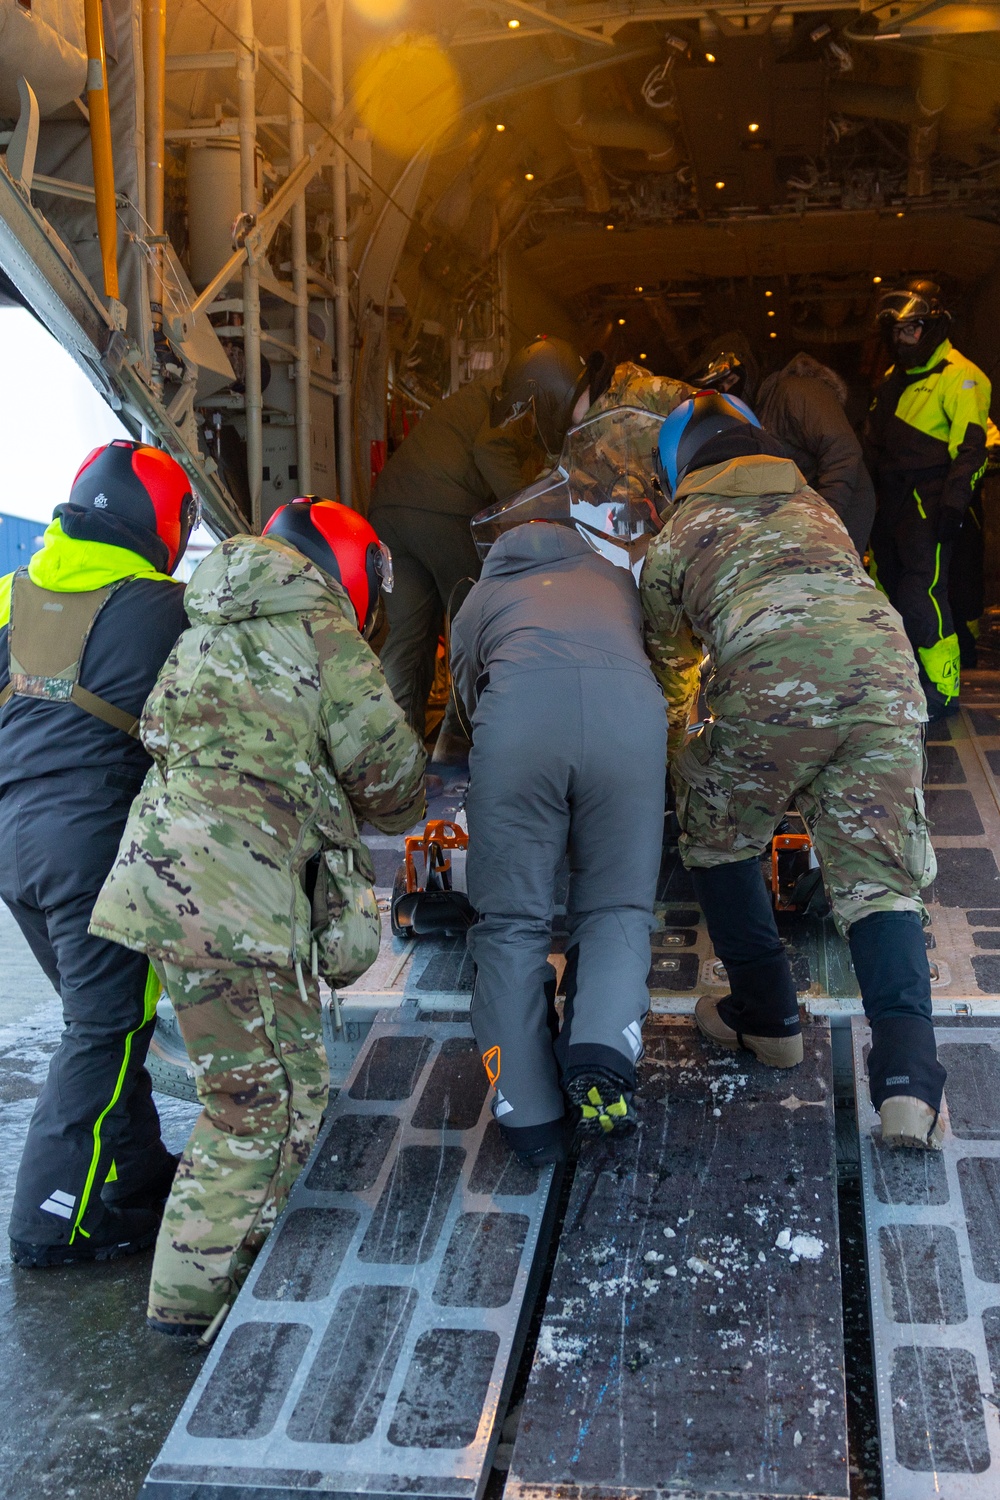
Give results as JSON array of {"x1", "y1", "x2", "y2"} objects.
[
  {"x1": 879, "y1": 1095, "x2": 946, "y2": 1151},
  {"x1": 695, "y1": 993, "x2": 804, "y2": 1069}
]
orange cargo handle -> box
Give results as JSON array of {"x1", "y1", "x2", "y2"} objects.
[
  {"x1": 771, "y1": 832, "x2": 813, "y2": 909},
  {"x1": 404, "y1": 819, "x2": 469, "y2": 894}
]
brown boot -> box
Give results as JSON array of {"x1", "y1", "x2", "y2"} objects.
[
  {"x1": 695, "y1": 994, "x2": 804, "y2": 1069},
  {"x1": 879, "y1": 1094, "x2": 946, "y2": 1150}
]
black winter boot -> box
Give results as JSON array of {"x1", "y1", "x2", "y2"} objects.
[
  {"x1": 691, "y1": 863, "x2": 803, "y2": 1067},
  {"x1": 697, "y1": 955, "x2": 803, "y2": 1068},
  {"x1": 10, "y1": 1204, "x2": 160, "y2": 1268},
  {"x1": 564, "y1": 1064, "x2": 638, "y2": 1137},
  {"x1": 849, "y1": 910, "x2": 947, "y2": 1150},
  {"x1": 499, "y1": 1117, "x2": 571, "y2": 1168}
]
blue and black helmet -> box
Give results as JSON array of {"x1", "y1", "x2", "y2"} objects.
[{"x1": 654, "y1": 391, "x2": 762, "y2": 498}]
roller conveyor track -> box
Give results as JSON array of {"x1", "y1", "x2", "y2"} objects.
[
  {"x1": 854, "y1": 1017, "x2": 1000, "y2": 1498},
  {"x1": 140, "y1": 1011, "x2": 559, "y2": 1500}
]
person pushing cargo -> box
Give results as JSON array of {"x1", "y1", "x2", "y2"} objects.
[
  {"x1": 370, "y1": 364, "x2": 550, "y2": 750},
  {"x1": 642, "y1": 391, "x2": 946, "y2": 1151},
  {"x1": 491, "y1": 338, "x2": 693, "y2": 505},
  {"x1": 90, "y1": 498, "x2": 425, "y2": 1334},
  {"x1": 452, "y1": 400, "x2": 680, "y2": 1164}
]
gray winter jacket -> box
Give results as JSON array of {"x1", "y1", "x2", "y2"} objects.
[
  {"x1": 450, "y1": 524, "x2": 657, "y2": 713},
  {"x1": 757, "y1": 353, "x2": 876, "y2": 557}
]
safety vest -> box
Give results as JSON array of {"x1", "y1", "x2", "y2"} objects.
[{"x1": 0, "y1": 569, "x2": 141, "y2": 738}]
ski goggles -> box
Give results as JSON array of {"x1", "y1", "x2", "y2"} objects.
[
  {"x1": 877, "y1": 290, "x2": 936, "y2": 324},
  {"x1": 373, "y1": 539, "x2": 394, "y2": 594}
]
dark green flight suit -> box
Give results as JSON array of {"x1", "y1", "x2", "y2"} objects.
[{"x1": 369, "y1": 379, "x2": 541, "y2": 738}]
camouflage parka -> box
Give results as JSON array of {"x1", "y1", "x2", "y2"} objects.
[
  {"x1": 640, "y1": 455, "x2": 925, "y2": 758},
  {"x1": 90, "y1": 535, "x2": 426, "y2": 982},
  {"x1": 582, "y1": 362, "x2": 695, "y2": 499}
]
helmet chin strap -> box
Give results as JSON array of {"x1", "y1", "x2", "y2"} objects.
[{"x1": 888, "y1": 313, "x2": 950, "y2": 370}]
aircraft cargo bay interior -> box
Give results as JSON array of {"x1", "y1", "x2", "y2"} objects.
[{"x1": 5, "y1": 0, "x2": 1000, "y2": 1498}]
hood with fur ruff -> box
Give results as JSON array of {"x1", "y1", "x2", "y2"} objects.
[{"x1": 757, "y1": 354, "x2": 847, "y2": 426}]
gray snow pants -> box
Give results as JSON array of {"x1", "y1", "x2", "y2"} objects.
[{"x1": 466, "y1": 663, "x2": 667, "y2": 1141}]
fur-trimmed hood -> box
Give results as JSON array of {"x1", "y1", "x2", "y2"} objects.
[{"x1": 758, "y1": 353, "x2": 848, "y2": 424}]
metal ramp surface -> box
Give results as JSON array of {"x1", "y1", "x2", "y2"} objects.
[
  {"x1": 141, "y1": 1010, "x2": 558, "y2": 1500},
  {"x1": 506, "y1": 1014, "x2": 849, "y2": 1500},
  {"x1": 854, "y1": 1017, "x2": 1000, "y2": 1498}
]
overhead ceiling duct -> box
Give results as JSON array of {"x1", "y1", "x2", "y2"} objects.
[
  {"x1": 576, "y1": 112, "x2": 679, "y2": 167},
  {"x1": 828, "y1": 81, "x2": 919, "y2": 124},
  {"x1": 551, "y1": 76, "x2": 610, "y2": 214},
  {"x1": 551, "y1": 74, "x2": 679, "y2": 214},
  {"x1": 908, "y1": 48, "x2": 951, "y2": 197},
  {"x1": 830, "y1": 50, "x2": 950, "y2": 200}
]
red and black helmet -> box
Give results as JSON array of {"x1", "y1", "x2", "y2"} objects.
[
  {"x1": 66, "y1": 439, "x2": 197, "y2": 574},
  {"x1": 262, "y1": 497, "x2": 393, "y2": 636}
]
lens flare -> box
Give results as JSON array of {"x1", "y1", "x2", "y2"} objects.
[
  {"x1": 348, "y1": 0, "x2": 407, "y2": 22},
  {"x1": 354, "y1": 38, "x2": 462, "y2": 157}
]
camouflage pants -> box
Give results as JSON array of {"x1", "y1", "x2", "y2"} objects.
[
  {"x1": 149, "y1": 962, "x2": 328, "y2": 1327},
  {"x1": 674, "y1": 718, "x2": 935, "y2": 932}
]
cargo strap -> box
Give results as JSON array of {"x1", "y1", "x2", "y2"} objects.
[{"x1": 0, "y1": 569, "x2": 141, "y2": 738}]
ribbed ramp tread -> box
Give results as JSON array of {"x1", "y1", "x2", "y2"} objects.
[
  {"x1": 854, "y1": 1017, "x2": 1000, "y2": 1498},
  {"x1": 141, "y1": 1011, "x2": 557, "y2": 1499},
  {"x1": 506, "y1": 1014, "x2": 849, "y2": 1500}
]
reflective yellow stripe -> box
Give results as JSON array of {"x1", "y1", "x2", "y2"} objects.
[
  {"x1": 929, "y1": 543, "x2": 944, "y2": 640},
  {"x1": 70, "y1": 964, "x2": 161, "y2": 1241},
  {"x1": 914, "y1": 489, "x2": 927, "y2": 520}
]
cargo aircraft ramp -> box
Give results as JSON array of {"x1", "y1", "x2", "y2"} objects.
[
  {"x1": 141, "y1": 1012, "x2": 851, "y2": 1500},
  {"x1": 142, "y1": 685, "x2": 1000, "y2": 1500}
]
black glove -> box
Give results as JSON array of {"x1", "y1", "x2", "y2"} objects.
[{"x1": 936, "y1": 506, "x2": 965, "y2": 546}]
